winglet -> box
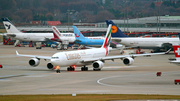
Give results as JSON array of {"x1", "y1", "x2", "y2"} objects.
[{"x1": 16, "y1": 51, "x2": 19, "y2": 55}]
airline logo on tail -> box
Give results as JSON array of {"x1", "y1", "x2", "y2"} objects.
[
  {"x1": 173, "y1": 45, "x2": 180, "y2": 58},
  {"x1": 75, "y1": 33, "x2": 81, "y2": 38},
  {"x1": 111, "y1": 25, "x2": 118, "y2": 33},
  {"x1": 5, "y1": 24, "x2": 11, "y2": 29},
  {"x1": 52, "y1": 26, "x2": 61, "y2": 39}
]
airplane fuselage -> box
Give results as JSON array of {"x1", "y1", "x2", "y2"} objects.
[
  {"x1": 6, "y1": 33, "x2": 53, "y2": 42},
  {"x1": 75, "y1": 38, "x2": 104, "y2": 46},
  {"x1": 112, "y1": 37, "x2": 180, "y2": 49},
  {"x1": 51, "y1": 48, "x2": 107, "y2": 67}
]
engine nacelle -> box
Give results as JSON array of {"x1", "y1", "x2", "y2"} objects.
[
  {"x1": 93, "y1": 61, "x2": 104, "y2": 70},
  {"x1": 123, "y1": 57, "x2": 134, "y2": 66},
  {"x1": 29, "y1": 58, "x2": 40, "y2": 67},
  {"x1": 47, "y1": 62, "x2": 54, "y2": 70}
]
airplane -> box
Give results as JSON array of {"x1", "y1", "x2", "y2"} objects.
[
  {"x1": 106, "y1": 20, "x2": 180, "y2": 52},
  {"x1": 16, "y1": 24, "x2": 170, "y2": 73},
  {"x1": 2, "y1": 17, "x2": 53, "y2": 42},
  {"x1": 169, "y1": 44, "x2": 180, "y2": 65}
]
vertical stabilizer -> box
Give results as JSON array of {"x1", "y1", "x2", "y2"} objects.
[
  {"x1": 52, "y1": 26, "x2": 61, "y2": 39},
  {"x1": 101, "y1": 24, "x2": 112, "y2": 55},
  {"x1": 106, "y1": 20, "x2": 128, "y2": 37},
  {"x1": 72, "y1": 26, "x2": 86, "y2": 39},
  {"x1": 101, "y1": 24, "x2": 112, "y2": 48},
  {"x1": 1, "y1": 18, "x2": 21, "y2": 33},
  {"x1": 173, "y1": 45, "x2": 180, "y2": 60}
]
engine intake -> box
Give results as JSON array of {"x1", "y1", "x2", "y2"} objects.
[
  {"x1": 29, "y1": 58, "x2": 40, "y2": 67},
  {"x1": 47, "y1": 62, "x2": 54, "y2": 70},
  {"x1": 93, "y1": 61, "x2": 104, "y2": 70},
  {"x1": 123, "y1": 57, "x2": 134, "y2": 66}
]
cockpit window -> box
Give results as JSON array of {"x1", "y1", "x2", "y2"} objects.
[{"x1": 52, "y1": 57, "x2": 59, "y2": 59}]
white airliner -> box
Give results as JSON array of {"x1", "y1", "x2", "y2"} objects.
[
  {"x1": 169, "y1": 44, "x2": 180, "y2": 65},
  {"x1": 106, "y1": 20, "x2": 180, "y2": 52},
  {"x1": 51, "y1": 26, "x2": 75, "y2": 44},
  {"x1": 2, "y1": 18, "x2": 53, "y2": 42},
  {"x1": 51, "y1": 26, "x2": 104, "y2": 45},
  {"x1": 16, "y1": 24, "x2": 169, "y2": 73}
]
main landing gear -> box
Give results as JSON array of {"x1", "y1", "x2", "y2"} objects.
[
  {"x1": 81, "y1": 66, "x2": 88, "y2": 71},
  {"x1": 56, "y1": 69, "x2": 60, "y2": 73},
  {"x1": 67, "y1": 66, "x2": 75, "y2": 71}
]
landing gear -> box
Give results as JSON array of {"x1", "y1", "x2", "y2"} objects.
[
  {"x1": 93, "y1": 68, "x2": 101, "y2": 71},
  {"x1": 56, "y1": 69, "x2": 60, "y2": 73},
  {"x1": 67, "y1": 66, "x2": 75, "y2": 71},
  {"x1": 81, "y1": 66, "x2": 88, "y2": 71}
]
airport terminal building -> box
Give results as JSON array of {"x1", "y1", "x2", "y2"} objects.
[{"x1": 11, "y1": 16, "x2": 180, "y2": 37}]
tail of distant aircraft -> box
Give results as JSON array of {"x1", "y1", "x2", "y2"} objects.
[
  {"x1": 1, "y1": 17, "x2": 21, "y2": 33},
  {"x1": 72, "y1": 26, "x2": 86, "y2": 39},
  {"x1": 106, "y1": 20, "x2": 128, "y2": 37},
  {"x1": 52, "y1": 26, "x2": 61, "y2": 39}
]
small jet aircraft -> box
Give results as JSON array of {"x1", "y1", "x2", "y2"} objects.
[{"x1": 16, "y1": 24, "x2": 170, "y2": 73}]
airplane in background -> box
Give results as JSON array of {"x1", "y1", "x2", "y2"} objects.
[
  {"x1": 2, "y1": 17, "x2": 53, "y2": 42},
  {"x1": 106, "y1": 20, "x2": 180, "y2": 52},
  {"x1": 16, "y1": 24, "x2": 170, "y2": 73}
]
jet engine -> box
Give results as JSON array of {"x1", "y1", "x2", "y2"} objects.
[
  {"x1": 123, "y1": 57, "x2": 134, "y2": 66},
  {"x1": 47, "y1": 62, "x2": 54, "y2": 70},
  {"x1": 29, "y1": 58, "x2": 40, "y2": 67},
  {"x1": 92, "y1": 61, "x2": 104, "y2": 71}
]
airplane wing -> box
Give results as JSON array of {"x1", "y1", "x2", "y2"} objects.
[
  {"x1": 16, "y1": 51, "x2": 51, "y2": 60},
  {"x1": 82, "y1": 49, "x2": 171, "y2": 63}
]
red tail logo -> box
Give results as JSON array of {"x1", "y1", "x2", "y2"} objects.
[
  {"x1": 173, "y1": 45, "x2": 180, "y2": 58},
  {"x1": 75, "y1": 32, "x2": 81, "y2": 38}
]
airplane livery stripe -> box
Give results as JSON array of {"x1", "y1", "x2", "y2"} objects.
[{"x1": 104, "y1": 28, "x2": 111, "y2": 48}]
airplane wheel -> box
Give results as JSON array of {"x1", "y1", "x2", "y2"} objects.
[
  {"x1": 56, "y1": 69, "x2": 60, "y2": 73},
  {"x1": 67, "y1": 67, "x2": 75, "y2": 71},
  {"x1": 81, "y1": 67, "x2": 88, "y2": 71},
  {"x1": 93, "y1": 69, "x2": 101, "y2": 71}
]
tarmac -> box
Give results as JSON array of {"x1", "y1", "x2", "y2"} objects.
[{"x1": 0, "y1": 45, "x2": 180, "y2": 95}]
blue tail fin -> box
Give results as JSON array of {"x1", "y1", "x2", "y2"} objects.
[
  {"x1": 106, "y1": 20, "x2": 128, "y2": 37},
  {"x1": 72, "y1": 26, "x2": 86, "y2": 39}
]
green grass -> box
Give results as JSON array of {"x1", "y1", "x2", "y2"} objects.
[{"x1": 0, "y1": 94, "x2": 180, "y2": 101}]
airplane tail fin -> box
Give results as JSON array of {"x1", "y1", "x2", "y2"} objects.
[
  {"x1": 72, "y1": 26, "x2": 86, "y2": 39},
  {"x1": 106, "y1": 20, "x2": 128, "y2": 37},
  {"x1": 101, "y1": 24, "x2": 112, "y2": 49},
  {"x1": 52, "y1": 26, "x2": 61, "y2": 39},
  {"x1": 172, "y1": 45, "x2": 180, "y2": 60},
  {"x1": 1, "y1": 17, "x2": 21, "y2": 33}
]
